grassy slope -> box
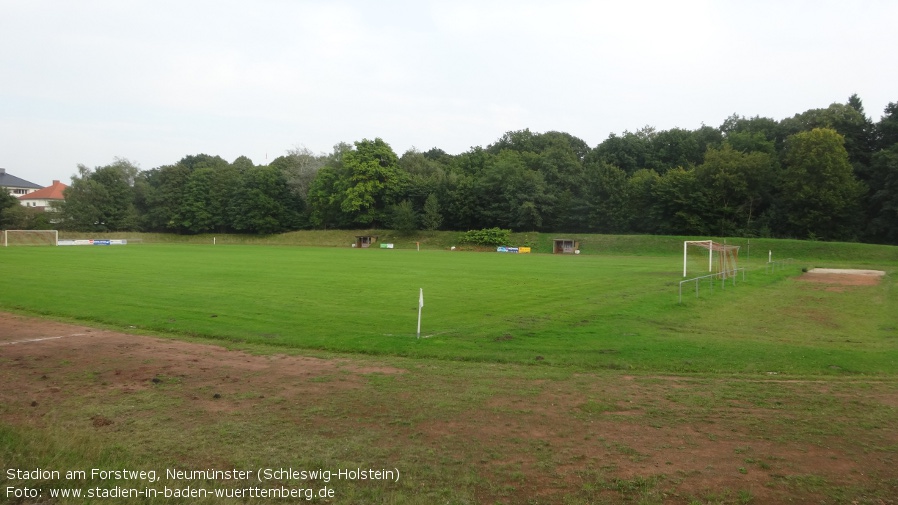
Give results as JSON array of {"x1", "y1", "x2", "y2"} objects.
[
  {"x1": 58, "y1": 229, "x2": 898, "y2": 265},
  {"x1": 3, "y1": 233, "x2": 897, "y2": 375}
]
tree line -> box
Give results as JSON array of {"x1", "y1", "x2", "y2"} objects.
[{"x1": 4, "y1": 94, "x2": 897, "y2": 244}]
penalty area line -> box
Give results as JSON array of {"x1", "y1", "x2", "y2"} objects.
[{"x1": 0, "y1": 333, "x2": 89, "y2": 346}]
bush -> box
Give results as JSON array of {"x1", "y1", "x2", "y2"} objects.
[{"x1": 459, "y1": 227, "x2": 511, "y2": 246}]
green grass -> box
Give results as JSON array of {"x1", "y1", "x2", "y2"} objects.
[
  {"x1": 2, "y1": 234, "x2": 897, "y2": 375},
  {"x1": 3, "y1": 233, "x2": 898, "y2": 504},
  {"x1": 54, "y1": 229, "x2": 898, "y2": 262}
]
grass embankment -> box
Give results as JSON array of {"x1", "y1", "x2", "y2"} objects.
[{"x1": 59, "y1": 229, "x2": 898, "y2": 264}]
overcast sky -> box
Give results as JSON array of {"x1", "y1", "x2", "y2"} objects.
[{"x1": 2, "y1": 0, "x2": 896, "y2": 185}]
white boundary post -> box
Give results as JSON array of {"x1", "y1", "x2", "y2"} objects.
[{"x1": 416, "y1": 288, "x2": 424, "y2": 339}]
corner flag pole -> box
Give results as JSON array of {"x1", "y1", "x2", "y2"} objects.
[{"x1": 417, "y1": 288, "x2": 424, "y2": 339}]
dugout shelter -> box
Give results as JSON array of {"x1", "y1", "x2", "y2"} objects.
[
  {"x1": 553, "y1": 239, "x2": 579, "y2": 254},
  {"x1": 354, "y1": 235, "x2": 378, "y2": 248}
]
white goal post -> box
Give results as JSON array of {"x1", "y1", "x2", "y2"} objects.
[
  {"x1": 683, "y1": 240, "x2": 739, "y2": 278},
  {"x1": 2, "y1": 230, "x2": 59, "y2": 247}
]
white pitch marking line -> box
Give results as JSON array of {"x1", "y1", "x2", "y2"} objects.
[
  {"x1": 412, "y1": 330, "x2": 454, "y2": 339},
  {"x1": 0, "y1": 333, "x2": 88, "y2": 346}
]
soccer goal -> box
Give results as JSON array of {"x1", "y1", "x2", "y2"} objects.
[
  {"x1": 683, "y1": 240, "x2": 739, "y2": 279},
  {"x1": 2, "y1": 230, "x2": 59, "y2": 247}
]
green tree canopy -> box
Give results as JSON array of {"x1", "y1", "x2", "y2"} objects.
[
  {"x1": 877, "y1": 102, "x2": 898, "y2": 149},
  {"x1": 694, "y1": 143, "x2": 775, "y2": 235},
  {"x1": 339, "y1": 138, "x2": 407, "y2": 227},
  {"x1": 865, "y1": 144, "x2": 898, "y2": 243},
  {"x1": 0, "y1": 188, "x2": 25, "y2": 229},
  {"x1": 421, "y1": 193, "x2": 443, "y2": 231},
  {"x1": 778, "y1": 128, "x2": 863, "y2": 240},
  {"x1": 60, "y1": 158, "x2": 139, "y2": 232}
]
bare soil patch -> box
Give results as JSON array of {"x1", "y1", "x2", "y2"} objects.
[
  {"x1": 2, "y1": 312, "x2": 897, "y2": 504},
  {"x1": 0, "y1": 312, "x2": 403, "y2": 420},
  {"x1": 797, "y1": 268, "x2": 886, "y2": 288}
]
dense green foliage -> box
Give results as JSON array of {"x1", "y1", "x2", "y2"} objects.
[
  {"x1": 0, "y1": 188, "x2": 20, "y2": 228},
  {"x1": 458, "y1": 227, "x2": 511, "y2": 246},
  {"x1": 0, "y1": 199, "x2": 53, "y2": 230},
  {"x1": 38, "y1": 95, "x2": 898, "y2": 244}
]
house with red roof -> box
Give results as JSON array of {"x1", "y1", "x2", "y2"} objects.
[{"x1": 18, "y1": 180, "x2": 68, "y2": 211}]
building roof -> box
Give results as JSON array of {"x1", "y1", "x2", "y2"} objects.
[
  {"x1": 0, "y1": 168, "x2": 42, "y2": 190},
  {"x1": 19, "y1": 180, "x2": 68, "y2": 201}
]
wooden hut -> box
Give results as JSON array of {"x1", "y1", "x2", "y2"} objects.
[
  {"x1": 354, "y1": 235, "x2": 378, "y2": 248},
  {"x1": 553, "y1": 238, "x2": 579, "y2": 254}
]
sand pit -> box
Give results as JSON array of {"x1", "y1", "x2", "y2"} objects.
[{"x1": 798, "y1": 268, "x2": 886, "y2": 287}]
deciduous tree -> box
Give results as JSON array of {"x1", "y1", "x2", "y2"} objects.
[
  {"x1": 865, "y1": 145, "x2": 898, "y2": 244},
  {"x1": 0, "y1": 189, "x2": 25, "y2": 229},
  {"x1": 877, "y1": 102, "x2": 898, "y2": 149},
  {"x1": 339, "y1": 138, "x2": 407, "y2": 227},
  {"x1": 390, "y1": 200, "x2": 418, "y2": 235},
  {"x1": 60, "y1": 158, "x2": 139, "y2": 231},
  {"x1": 421, "y1": 193, "x2": 443, "y2": 231},
  {"x1": 778, "y1": 128, "x2": 863, "y2": 240},
  {"x1": 694, "y1": 143, "x2": 774, "y2": 235}
]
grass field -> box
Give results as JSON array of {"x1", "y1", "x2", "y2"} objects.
[
  {"x1": 2, "y1": 232, "x2": 897, "y2": 504},
  {"x1": 1, "y1": 237, "x2": 897, "y2": 374}
]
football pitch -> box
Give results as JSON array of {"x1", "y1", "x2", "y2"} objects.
[
  {"x1": 0, "y1": 242, "x2": 896, "y2": 374},
  {"x1": 2, "y1": 238, "x2": 898, "y2": 503}
]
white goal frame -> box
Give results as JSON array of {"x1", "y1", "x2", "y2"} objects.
[
  {"x1": 683, "y1": 240, "x2": 739, "y2": 278},
  {"x1": 2, "y1": 229, "x2": 59, "y2": 247}
]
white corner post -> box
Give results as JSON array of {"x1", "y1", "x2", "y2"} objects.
[{"x1": 417, "y1": 288, "x2": 424, "y2": 339}]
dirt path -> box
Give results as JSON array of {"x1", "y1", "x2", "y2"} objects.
[{"x1": 2, "y1": 312, "x2": 897, "y2": 504}]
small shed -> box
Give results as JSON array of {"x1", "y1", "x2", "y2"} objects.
[
  {"x1": 553, "y1": 238, "x2": 579, "y2": 254},
  {"x1": 354, "y1": 235, "x2": 378, "y2": 248}
]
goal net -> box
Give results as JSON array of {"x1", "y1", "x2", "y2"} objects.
[
  {"x1": 2, "y1": 230, "x2": 59, "y2": 247},
  {"x1": 683, "y1": 240, "x2": 739, "y2": 279}
]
